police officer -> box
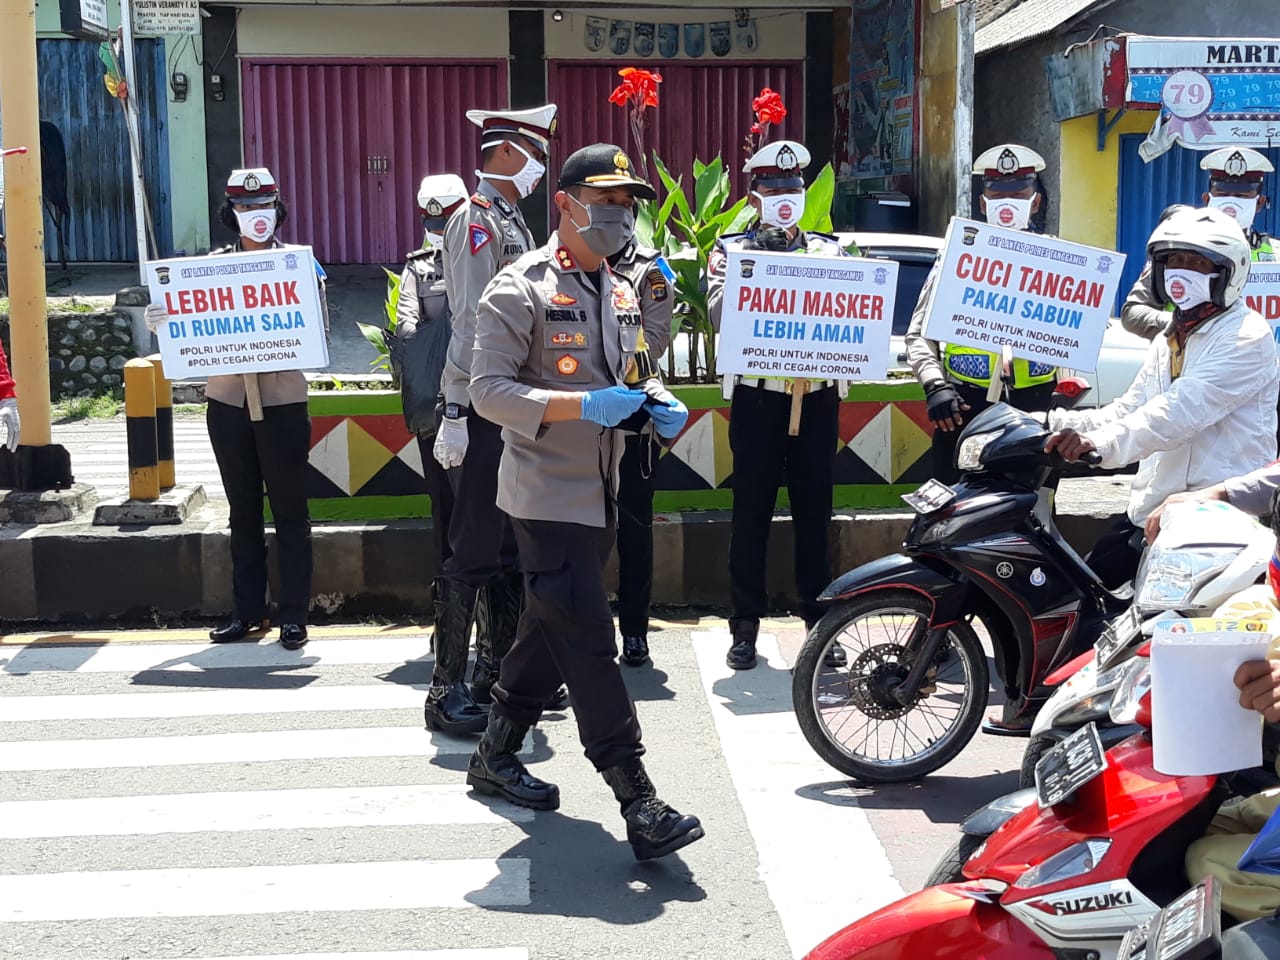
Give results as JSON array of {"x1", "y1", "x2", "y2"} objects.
[
  {"x1": 906, "y1": 144, "x2": 1058, "y2": 486},
  {"x1": 708, "y1": 140, "x2": 848, "y2": 672},
  {"x1": 426, "y1": 105, "x2": 558, "y2": 735},
  {"x1": 1122, "y1": 147, "x2": 1276, "y2": 339},
  {"x1": 612, "y1": 238, "x2": 675, "y2": 667},
  {"x1": 394, "y1": 174, "x2": 467, "y2": 576},
  {"x1": 145, "y1": 168, "x2": 326, "y2": 651},
  {"x1": 465, "y1": 143, "x2": 703, "y2": 862}
]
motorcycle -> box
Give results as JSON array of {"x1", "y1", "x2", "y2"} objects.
[
  {"x1": 1018, "y1": 500, "x2": 1274, "y2": 787},
  {"x1": 792, "y1": 391, "x2": 1128, "y2": 783},
  {"x1": 1117, "y1": 876, "x2": 1280, "y2": 960},
  {"x1": 803, "y1": 652, "x2": 1246, "y2": 960}
]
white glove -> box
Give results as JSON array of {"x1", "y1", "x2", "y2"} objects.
[
  {"x1": 144, "y1": 303, "x2": 169, "y2": 333},
  {"x1": 0, "y1": 398, "x2": 20, "y2": 453},
  {"x1": 433, "y1": 414, "x2": 469, "y2": 469}
]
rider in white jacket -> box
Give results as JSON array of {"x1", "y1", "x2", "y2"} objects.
[{"x1": 1046, "y1": 206, "x2": 1279, "y2": 586}]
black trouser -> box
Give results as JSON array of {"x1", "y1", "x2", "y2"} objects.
[
  {"x1": 616, "y1": 431, "x2": 658, "y2": 638},
  {"x1": 443, "y1": 410, "x2": 517, "y2": 586},
  {"x1": 416, "y1": 432, "x2": 455, "y2": 570},
  {"x1": 1086, "y1": 516, "x2": 1144, "y2": 590},
  {"x1": 728, "y1": 383, "x2": 839, "y2": 628},
  {"x1": 931, "y1": 380, "x2": 1057, "y2": 485},
  {"x1": 493, "y1": 515, "x2": 644, "y2": 771},
  {"x1": 206, "y1": 398, "x2": 313, "y2": 625}
]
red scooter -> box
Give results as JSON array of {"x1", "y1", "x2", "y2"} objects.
[{"x1": 804, "y1": 650, "x2": 1239, "y2": 959}]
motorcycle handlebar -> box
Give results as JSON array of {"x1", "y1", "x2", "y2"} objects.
[{"x1": 1080, "y1": 451, "x2": 1103, "y2": 466}]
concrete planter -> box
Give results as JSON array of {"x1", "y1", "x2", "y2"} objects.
[{"x1": 303, "y1": 380, "x2": 932, "y2": 521}]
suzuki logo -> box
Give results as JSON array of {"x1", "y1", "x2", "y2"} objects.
[{"x1": 1030, "y1": 890, "x2": 1135, "y2": 916}]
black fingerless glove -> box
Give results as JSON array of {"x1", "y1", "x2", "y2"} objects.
[{"x1": 924, "y1": 380, "x2": 963, "y2": 423}]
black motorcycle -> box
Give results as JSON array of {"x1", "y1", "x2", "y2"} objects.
[{"x1": 792, "y1": 398, "x2": 1128, "y2": 782}]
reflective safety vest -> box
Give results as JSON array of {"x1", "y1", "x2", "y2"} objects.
[
  {"x1": 1254, "y1": 237, "x2": 1276, "y2": 262},
  {"x1": 943, "y1": 344, "x2": 1057, "y2": 389}
]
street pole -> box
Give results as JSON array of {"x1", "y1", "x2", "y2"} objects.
[
  {"x1": 0, "y1": 0, "x2": 52, "y2": 449},
  {"x1": 117, "y1": 0, "x2": 153, "y2": 281}
]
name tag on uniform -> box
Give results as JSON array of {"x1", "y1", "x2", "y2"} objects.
[{"x1": 547, "y1": 308, "x2": 588, "y2": 323}]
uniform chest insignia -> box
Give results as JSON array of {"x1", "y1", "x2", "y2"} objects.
[
  {"x1": 493, "y1": 195, "x2": 515, "y2": 218},
  {"x1": 550, "y1": 331, "x2": 575, "y2": 345},
  {"x1": 470, "y1": 193, "x2": 492, "y2": 209},
  {"x1": 469, "y1": 224, "x2": 492, "y2": 255},
  {"x1": 556, "y1": 354, "x2": 580, "y2": 376},
  {"x1": 612, "y1": 286, "x2": 639, "y2": 313},
  {"x1": 550, "y1": 292, "x2": 577, "y2": 305},
  {"x1": 555, "y1": 247, "x2": 576, "y2": 271},
  {"x1": 574, "y1": 332, "x2": 587, "y2": 345}
]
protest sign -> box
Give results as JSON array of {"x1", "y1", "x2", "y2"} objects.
[
  {"x1": 1244, "y1": 261, "x2": 1280, "y2": 349},
  {"x1": 146, "y1": 246, "x2": 329, "y2": 379},
  {"x1": 716, "y1": 250, "x2": 897, "y2": 380},
  {"x1": 922, "y1": 217, "x2": 1125, "y2": 373}
]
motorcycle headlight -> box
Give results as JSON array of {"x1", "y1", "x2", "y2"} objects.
[
  {"x1": 1134, "y1": 546, "x2": 1240, "y2": 610},
  {"x1": 1013, "y1": 839, "x2": 1111, "y2": 890},
  {"x1": 956, "y1": 430, "x2": 1001, "y2": 472},
  {"x1": 1108, "y1": 659, "x2": 1151, "y2": 725}
]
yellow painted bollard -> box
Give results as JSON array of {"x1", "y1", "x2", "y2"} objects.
[
  {"x1": 124, "y1": 359, "x2": 160, "y2": 501},
  {"x1": 147, "y1": 354, "x2": 175, "y2": 490}
]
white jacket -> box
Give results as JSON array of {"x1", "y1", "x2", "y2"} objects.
[{"x1": 1050, "y1": 299, "x2": 1279, "y2": 524}]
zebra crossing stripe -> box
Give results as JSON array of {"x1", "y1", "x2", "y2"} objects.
[
  {"x1": 0, "y1": 784, "x2": 534, "y2": 837},
  {"x1": 0, "y1": 684, "x2": 425, "y2": 722},
  {"x1": 0, "y1": 858, "x2": 532, "y2": 921},
  {"x1": 0, "y1": 725, "x2": 465, "y2": 771},
  {"x1": 84, "y1": 952, "x2": 531, "y2": 960}
]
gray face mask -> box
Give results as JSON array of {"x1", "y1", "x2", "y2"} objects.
[{"x1": 570, "y1": 195, "x2": 635, "y2": 257}]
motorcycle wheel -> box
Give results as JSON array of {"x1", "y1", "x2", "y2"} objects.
[
  {"x1": 1019, "y1": 736, "x2": 1056, "y2": 790},
  {"x1": 923, "y1": 832, "x2": 986, "y2": 887},
  {"x1": 792, "y1": 590, "x2": 988, "y2": 783}
]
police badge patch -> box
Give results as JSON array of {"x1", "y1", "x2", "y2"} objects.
[
  {"x1": 634, "y1": 22, "x2": 655, "y2": 57},
  {"x1": 709, "y1": 22, "x2": 731, "y2": 57},
  {"x1": 646, "y1": 267, "x2": 669, "y2": 302},
  {"x1": 658, "y1": 23, "x2": 679, "y2": 58},
  {"x1": 584, "y1": 16, "x2": 606, "y2": 52},
  {"x1": 609, "y1": 20, "x2": 632, "y2": 56},
  {"x1": 469, "y1": 224, "x2": 492, "y2": 255},
  {"x1": 683, "y1": 23, "x2": 705, "y2": 58},
  {"x1": 734, "y1": 14, "x2": 757, "y2": 52}
]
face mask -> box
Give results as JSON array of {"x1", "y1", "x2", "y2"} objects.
[
  {"x1": 569, "y1": 195, "x2": 635, "y2": 257},
  {"x1": 985, "y1": 197, "x2": 1033, "y2": 230},
  {"x1": 235, "y1": 208, "x2": 277, "y2": 243},
  {"x1": 753, "y1": 191, "x2": 805, "y2": 229},
  {"x1": 1208, "y1": 194, "x2": 1259, "y2": 233},
  {"x1": 1163, "y1": 267, "x2": 1219, "y2": 310},
  {"x1": 479, "y1": 141, "x2": 545, "y2": 199},
  {"x1": 423, "y1": 231, "x2": 444, "y2": 250}
]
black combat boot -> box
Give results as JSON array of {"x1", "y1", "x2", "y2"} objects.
[
  {"x1": 472, "y1": 570, "x2": 523, "y2": 705},
  {"x1": 601, "y1": 758, "x2": 704, "y2": 861},
  {"x1": 466, "y1": 713, "x2": 560, "y2": 810},
  {"x1": 726, "y1": 617, "x2": 758, "y2": 670},
  {"x1": 424, "y1": 579, "x2": 488, "y2": 736}
]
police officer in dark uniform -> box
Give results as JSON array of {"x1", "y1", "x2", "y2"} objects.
[
  {"x1": 465, "y1": 143, "x2": 703, "y2": 862},
  {"x1": 708, "y1": 140, "x2": 847, "y2": 672},
  {"x1": 144, "y1": 168, "x2": 327, "y2": 651},
  {"x1": 427, "y1": 105, "x2": 558, "y2": 735},
  {"x1": 395, "y1": 174, "x2": 467, "y2": 575},
  {"x1": 611, "y1": 239, "x2": 675, "y2": 667}
]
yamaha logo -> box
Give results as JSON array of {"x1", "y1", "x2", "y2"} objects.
[{"x1": 996, "y1": 562, "x2": 1014, "y2": 579}]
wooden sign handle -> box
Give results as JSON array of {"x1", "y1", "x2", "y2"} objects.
[
  {"x1": 788, "y1": 379, "x2": 807, "y2": 436},
  {"x1": 244, "y1": 373, "x2": 265, "y2": 422}
]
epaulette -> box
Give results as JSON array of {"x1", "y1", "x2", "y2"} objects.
[
  {"x1": 470, "y1": 193, "x2": 491, "y2": 209},
  {"x1": 405, "y1": 247, "x2": 436, "y2": 261},
  {"x1": 492, "y1": 195, "x2": 515, "y2": 218}
]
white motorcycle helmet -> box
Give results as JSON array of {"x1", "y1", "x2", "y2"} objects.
[{"x1": 1147, "y1": 205, "x2": 1252, "y2": 310}]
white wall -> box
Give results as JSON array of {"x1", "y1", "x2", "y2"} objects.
[
  {"x1": 236, "y1": 6, "x2": 508, "y2": 59},
  {"x1": 543, "y1": 7, "x2": 806, "y2": 61}
]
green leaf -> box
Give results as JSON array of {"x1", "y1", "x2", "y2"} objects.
[
  {"x1": 635, "y1": 199, "x2": 657, "y2": 248},
  {"x1": 356, "y1": 321, "x2": 389, "y2": 356},
  {"x1": 693, "y1": 158, "x2": 725, "y2": 214},
  {"x1": 798, "y1": 162, "x2": 836, "y2": 234},
  {"x1": 382, "y1": 267, "x2": 402, "y2": 331}
]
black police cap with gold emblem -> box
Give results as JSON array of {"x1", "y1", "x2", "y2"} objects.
[{"x1": 557, "y1": 143, "x2": 656, "y2": 201}]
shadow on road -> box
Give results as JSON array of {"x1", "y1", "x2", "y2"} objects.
[
  {"x1": 426, "y1": 724, "x2": 557, "y2": 774},
  {"x1": 131, "y1": 645, "x2": 322, "y2": 690},
  {"x1": 710, "y1": 656, "x2": 793, "y2": 717},
  {"x1": 622, "y1": 664, "x2": 676, "y2": 702},
  {"x1": 794, "y1": 768, "x2": 1020, "y2": 824},
  {"x1": 466, "y1": 798, "x2": 708, "y2": 924}
]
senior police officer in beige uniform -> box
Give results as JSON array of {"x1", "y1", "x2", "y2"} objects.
[
  {"x1": 427, "y1": 105, "x2": 559, "y2": 735},
  {"x1": 464, "y1": 143, "x2": 703, "y2": 862}
]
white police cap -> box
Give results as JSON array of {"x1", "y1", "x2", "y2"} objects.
[
  {"x1": 416, "y1": 174, "x2": 468, "y2": 216},
  {"x1": 743, "y1": 140, "x2": 810, "y2": 186},
  {"x1": 466, "y1": 105, "x2": 559, "y2": 153},
  {"x1": 972, "y1": 144, "x2": 1046, "y2": 180},
  {"x1": 225, "y1": 167, "x2": 278, "y2": 203},
  {"x1": 1201, "y1": 147, "x2": 1274, "y2": 180}
]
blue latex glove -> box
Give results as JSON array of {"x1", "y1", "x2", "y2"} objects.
[
  {"x1": 581, "y1": 386, "x2": 647, "y2": 427},
  {"x1": 644, "y1": 393, "x2": 689, "y2": 439}
]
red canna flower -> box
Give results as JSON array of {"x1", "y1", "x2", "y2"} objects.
[
  {"x1": 752, "y1": 88, "x2": 787, "y2": 127},
  {"x1": 609, "y1": 66, "x2": 662, "y2": 112}
]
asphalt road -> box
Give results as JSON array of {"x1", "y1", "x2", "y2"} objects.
[{"x1": 0, "y1": 618, "x2": 1024, "y2": 960}]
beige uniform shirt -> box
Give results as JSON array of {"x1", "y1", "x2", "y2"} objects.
[
  {"x1": 903, "y1": 263, "x2": 946, "y2": 386},
  {"x1": 395, "y1": 247, "x2": 447, "y2": 339},
  {"x1": 203, "y1": 241, "x2": 330, "y2": 408},
  {"x1": 468, "y1": 234, "x2": 644, "y2": 528},
  {"x1": 613, "y1": 241, "x2": 674, "y2": 360},
  {"x1": 440, "y1": 180, "x2": 536, "y2": 408}
]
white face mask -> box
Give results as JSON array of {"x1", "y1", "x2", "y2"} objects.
[
  {"x1": 235, "y1": 208, "x2": 277, "y2": 243},
  {"x1": 985, "y1": 197, "x2": 1034, "y2": 230},
  {"x1": 479, "y1": 141, "x2": 545, "y2": 199},
  {"x1": 753, "y1": 191, "x2": 805, "y2": 229},
  {"x1": 1163, "y1": 268, "x2": 1219, "y2": 310},
  {"x1": 424, "y1": 231, "x2": 444, "y2": 250},
  {"x1": 1208, "y1": 194, "x2": 1259, "y2": 233}
]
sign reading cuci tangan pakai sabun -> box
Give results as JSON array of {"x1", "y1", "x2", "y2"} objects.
[
  {"x1": 146, "y1": 246, "x2": 329, "y2": 379},
  {"x1": 716, "y1": 249, "x2": 897, "y2": 380},
  {"x1": 923, "y1": 217, "x2": 1125, "y2": 373}
]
